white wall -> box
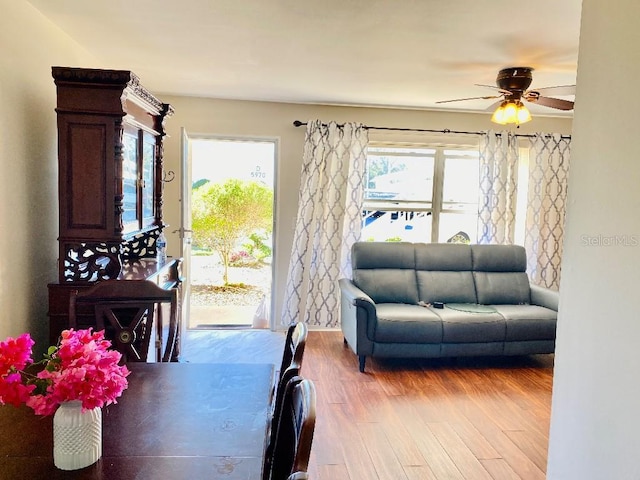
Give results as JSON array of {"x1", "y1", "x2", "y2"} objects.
[
  {"x1": 159, "y1": 97, "x2": 571, "y2": 328},
  {"x1": 547, "y1": 1, "x2": 640, "y2": 478},
  {"x1": 0, "y1": 0, "x2": 97, "y2": 349}
]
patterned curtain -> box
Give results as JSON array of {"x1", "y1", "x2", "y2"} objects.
[
  {"x1": 477, "y1": 130, "x2": 519, "y2": 244},
  {"x1": 281, "y1": 120, "x2": 369, "y2": 328},
  {"x1": 525, "y1": 133, "x2": 571, "y2": 290}
]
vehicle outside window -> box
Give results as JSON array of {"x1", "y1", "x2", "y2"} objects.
[{"x1": 362, "y1": 145, "x2": 479, "y2": 243}]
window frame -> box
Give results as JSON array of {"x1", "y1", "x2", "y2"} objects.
[{"x1": 362, "y1": 142, "x2": 480, "y2": 243}]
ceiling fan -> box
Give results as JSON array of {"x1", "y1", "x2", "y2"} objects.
[{"x1": 436, "y1": 67, "x2": 575, "y2": 125}]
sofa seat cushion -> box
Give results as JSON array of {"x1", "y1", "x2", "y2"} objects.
[
  {"x1": 435, "y1": 307, "x2": 506, "y2": 343},
  {"x1": 372, "y1": 304, "x2": 443, "y2": 343},
  {"x1": 490, "y1": 305, "x2": 557, "y2": 341}
]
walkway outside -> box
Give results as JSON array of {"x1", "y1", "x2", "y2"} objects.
[{"x1": 188, "y1": 255, "x2": 271, "y2": 328}]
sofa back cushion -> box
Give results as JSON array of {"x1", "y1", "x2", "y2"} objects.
[
  {"x1": 351, "y1": 242, "x2": 419, "y2": 304},
  {"x1": 415, "y1": 243, "x2": 477, "y2": 303},
  {"x1": 471, "y1": 245, "x2": 531, "y2": 304}
]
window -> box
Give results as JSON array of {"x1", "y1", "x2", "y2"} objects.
[{"x1": 362, "y1": 144, "x2": 480, "y2": 243}]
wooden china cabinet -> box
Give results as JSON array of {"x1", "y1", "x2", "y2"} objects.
[{"x1": 47, "y1": 67, "x2": 181, "y2": 357}]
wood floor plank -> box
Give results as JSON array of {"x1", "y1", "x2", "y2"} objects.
[
  {"x1": 357, "y1": 422, "x2": 409, "y2": 480},
  {"x1": 426, "y1": 421, "x2": 494, "y2": 480},
  {"x1": 456, "y1": 397, "x2": 546, "y2": 480},
  {"x1": 480, "y1": 458, "x2": 523, "y2": 480},
  {"x1": 316, "y1": 463, "x2": 351, "y2": 480},
  {"x1": 448, "y1": 415, "x2": 502, "y2": 461},
  {"x1": 340, "y1": 430, "x2": 383, "y2": 480},
  {"x1": 310, "y1": 408, "x2": 344, "y2": 465},
  {"x1": 355, "y1": 381, "x2": 427, "y2": 467},
  {"x1": 380, "y1": 418, "x2": 428, "y2": 467},
  {"x1": 403, "y1": 464, "x2": 438, "y2": 480},
  {"x1": 401, "y1": 414, "x2": 465, "y2": 480},
  {"x1": 442, "y1": 366, "x2": 552, "y2": 445},
  {"x1": 333, "y1": 403, "x2": 381, "y2": 480},
  {"x1": 503, "y1": 430, "x2": 549, "y2": 472},
  {"x1": 312, "y1": 393, "x2": 361, "y2": 466},
  {"x1": 305, "y1": 452, "x2": 321, "y2": 480},
  {"x1": 341, "y1": 381, "x2": 385, "y2": 424}
]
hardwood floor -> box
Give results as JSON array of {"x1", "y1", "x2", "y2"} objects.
[{"x1": 181, "y1": 329, "x2": 554, "y2": 480}]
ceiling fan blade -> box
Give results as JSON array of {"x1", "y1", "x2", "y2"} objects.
[
  {"x1": 485, "y1": 100, "x2": 503, "y2": 112},
  {"x1": 528, "y1": 84, "x2": 576, "y2": 96},
  {"x1": 527, "y1": 95, "x2": 575, "y2": 110},
  {"x1": 436, "y1": 95, "x2": 502, "y2": 104},
  {"x1": 474, "y1": 84, "x2": 512, "y2": 95}
]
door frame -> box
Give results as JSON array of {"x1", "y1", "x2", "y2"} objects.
[
  {"x1": 180, "y1": 132, "x2": 279, "y2": 330},
  {"x1": 179, "y1": 128, "x2": 193, "y2": 342}
]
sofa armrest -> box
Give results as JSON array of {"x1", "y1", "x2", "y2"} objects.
[
  {"x1": 339, "y1": 278, "x2": 375, "y2": 310},
  {"x1": 530, "y1": 284, "x2": 559, "y2": 311},
  {"x1": 338, "y1": 278, "x2": 376, "y2": 357}
]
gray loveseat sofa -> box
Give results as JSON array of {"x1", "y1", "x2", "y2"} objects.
[{"x1": 339, "y1": 242, "x2": 558, "y2": 372}]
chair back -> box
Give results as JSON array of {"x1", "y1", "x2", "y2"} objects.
[
  {"x1": 69, "y1": 279, "x2": 179, "y2": 362},
  {"x1": 269, "y1": 364, "x2": 300, "y2": 447},
  {"x1": 287, "y1": 472, "x2": 309, "y2": 480},
  {"x1": 279, "y1": 322, "x2": 308, "y2": 381},
  {"x1": 266, "y1": 322, "x2": 309, "y2": 466},
  {"x1": 265, "y1": 376, "x2": 316, "y2": 480}
]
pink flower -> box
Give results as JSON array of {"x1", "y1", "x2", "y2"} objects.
[
  {"x1": 0, "y1": 333, "x2": 34, "y2": 374},
  {"x1": 0, "y1": 328, "x2": 129, "y2": 416},
  {"x1": 0, "y1": 373, "x2": 36, "y2": 407},
  {"x1": 25, "y1": 393, "x2": 58, "y2": 416}
]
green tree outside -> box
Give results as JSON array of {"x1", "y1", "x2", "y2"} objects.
[
  {"x1": 366, "y1": 155, "x2": 408, "y2": 188},
  {"x1": 192, "y1": 179, "x2": 273, "y2": 285}
]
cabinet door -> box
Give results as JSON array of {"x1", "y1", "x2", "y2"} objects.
[
  {"x1": 141, "y1": 131, "x2": 156, "y2": 228},
  {"x1": 122, "y1": 130, "x2": 139, "y2": 232},
  {"x1": 123, "y1": 128, "x2": 157, "y2": 233}
]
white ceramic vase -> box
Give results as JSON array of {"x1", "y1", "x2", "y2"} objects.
[{"x1": 53, "y1": 400, "x2": 102, "y2": 470}]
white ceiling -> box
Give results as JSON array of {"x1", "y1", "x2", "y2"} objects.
[{"x1": 27, "y1": 0, "x2": 582, "y2": 117}]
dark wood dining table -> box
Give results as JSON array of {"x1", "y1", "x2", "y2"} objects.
[{"x1": 0, "y1": 362, "x2": 275, "y2": 479}]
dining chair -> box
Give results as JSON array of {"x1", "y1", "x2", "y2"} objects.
[
  {"x1": 266, "y1": 322, "x2": 309, "y2": 467},
  {"x1": 265, "y1": 366, "x2": 302, "y2": 474},
  {"x1": 278, "y1": 322, "x2": 308, "y2": 382},
  {"x1": 264, "y1": 376, "x2": 316, "y2": 480},
  {"x1": 68, "y1": 279, "x2": 179, "y2": 362},
  {"x1": 287, "y1": 472, "x2": 309, "y2": 480},
  {"x1": 275, "y1": 322, "x2": 308, "y2": 412}
]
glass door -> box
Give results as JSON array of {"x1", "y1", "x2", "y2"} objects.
[{"x1": 183, "y1": 136, "x2": 276, "y2": 329}]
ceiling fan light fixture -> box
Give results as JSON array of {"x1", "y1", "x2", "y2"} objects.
[
  {"x1": 491, "y1": 102, "x2": 509, "y2": 124},
  {"x1": 491, "y1": 100, "x2": 531, "y2": 125},
  {"x1": 517, "y1": 103, "x2": 532, "y2": 124}
]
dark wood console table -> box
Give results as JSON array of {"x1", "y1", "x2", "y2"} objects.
[{"x1": 0, "y1": 362, "x2": 274, "y2": 480}]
